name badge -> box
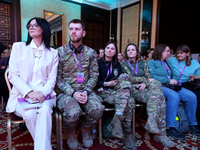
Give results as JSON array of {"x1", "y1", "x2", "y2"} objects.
[
  {"x1": 167, "y1": 75, "x2": 171, "y2": 79},
  {"x1": 77, "y1": 72, "x2": 84, "y2": 82},
  {"x1": 178, "y1": 79, "x2": 182, "y2": 86}
]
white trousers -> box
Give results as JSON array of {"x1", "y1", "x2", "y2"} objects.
[{"x1": 15, "y1": 99, "x2": 54, "y2": 150}]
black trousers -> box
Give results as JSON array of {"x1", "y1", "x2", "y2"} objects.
[{"x1": 182, "y1": 82, "x2": 200, "y2": 126}]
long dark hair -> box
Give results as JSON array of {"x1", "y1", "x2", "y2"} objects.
[
  {"x1": 124, "y1": 43, "x2": 140, "y2": 61},
  {"x1": 152, "y1": 44, "x2": 169, "y2": 60},
  {"x1": 26, "y1": 17, "x2": 51, "y2": 49},
  {"x1": 175, "y1": 45, "x2": 191, "y2": 66},
  {"x1": 102, "y1": 41, "x2": 118, "y2": 66}
]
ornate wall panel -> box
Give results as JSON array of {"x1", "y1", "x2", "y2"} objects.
[
  {"x1": 0, "y1": 3, "x2": 9, "y2": 16},
  {"x1": 83, "y1": 19, "x2": 105, "y2": 49},
  {"x1": 0, "y1": 2, "x2": 11, "y2": 48},
  {"x1": 86, "y1": 30, "x2": 93, "y2": 39},
  {"x1": 84, "y1": 39, "x2": 93, "y2": 47},
  {"x1": 94, "y1": 31, "x2": 102, "y2": 40},
  {"x1": 81, "y1": 4, "x2": 110, "y2": 50},
  {"x1": 94, "y1": 40, "x2": 102, "y2": 48},
  {"x1": 121, "y1": 4, "x2": 140, "y2": 53},
  {"x1": 94, "y1": 23, "x2": 103, "y2": 31},
  {"x1": 0, "y1": 16, "x2": 10, "y2": 28},
  {"x1": 0, "y1": 29, "x2": 10, "y2": 40}
]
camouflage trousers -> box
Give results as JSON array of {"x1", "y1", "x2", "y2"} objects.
[
  {"x1": 131, "y1": 80, "x2": 166, "y2": 135},
  {"x1": 97, "y1": 87, "x2": 135, "y2": 129},
  {"x1": 57, "y1": 92, "x2": 104, "y2": 131}
]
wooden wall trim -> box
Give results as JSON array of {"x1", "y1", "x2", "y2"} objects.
[
  {"x1": 117, "y1": 7, "x2": 122, "y2": 52},
  {"x1": 12, "y1": 0, "x2": 21, "y2": 42},
  {"x1": 139, "y1": 0, "x2": 143, "y2": 51},
  {"x1": 150, "y1": 0, "x2": 158, "y2": 48}
]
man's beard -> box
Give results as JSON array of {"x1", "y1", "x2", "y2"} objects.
[{"x1": 70, "y1": 36, "x2": 82, "y2": 43}]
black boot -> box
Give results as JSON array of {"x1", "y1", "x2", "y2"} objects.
[
  {"x1": 66, "y1": 129, "x2": 78, "y2": 150},
  {"x1": 189, "y1": 125, "x2": 200, "y2": 136},
  {"x1": 107, "y1": 114, "x2": 125, "y2": 139},
  {"x1": 81, "y1": 125, "x2": 93, "y2": 148},
  {"x1": 123, "y1": 129, "x2": 137, "y2": 150}
]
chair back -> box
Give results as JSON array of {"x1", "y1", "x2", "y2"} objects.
[{"x1": 4, "y1": 68, "x2": 11, "y2": 95}]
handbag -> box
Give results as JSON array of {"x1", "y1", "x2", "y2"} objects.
[
  {"x1": 175, "y1": 102, "x2": 189, "y2": 133},
  {"x1": 162, "y1": 83, "x2": 182, "y2": 92},
  {"x1": 188, "y1": 79, "x2": 200, "y2": 90}
]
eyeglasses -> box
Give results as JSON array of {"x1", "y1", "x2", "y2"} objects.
[{"x1": 26, "y1": 24, "x2": 39, "y2": 30}]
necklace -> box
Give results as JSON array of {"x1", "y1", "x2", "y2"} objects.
[{"x1": 33, "y1": 48, "x2": 43, "y2": 58}]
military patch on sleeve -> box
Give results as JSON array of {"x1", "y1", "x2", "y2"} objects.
[{"x1": 113, "y1": 69, "x2": 118, "y2": 78}]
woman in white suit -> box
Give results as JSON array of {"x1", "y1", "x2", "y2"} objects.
[{"x1": 6, "y1": 17, "x2": 58, "y2": 150}]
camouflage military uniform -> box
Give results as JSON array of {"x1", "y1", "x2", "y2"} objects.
[
  {"x1": 56, "y1": 44, "x2": 104, "y2": 131},
  {"x1": 97, "y1": 81, "x2": 134, "y2": 129},
  {"x1": 121, "y1": 60, "x2": 166, "y2": 135},
  {"x1": 96, "y1": 59, "x2": 135, "y2": 129}
]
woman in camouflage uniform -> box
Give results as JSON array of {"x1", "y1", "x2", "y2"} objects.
[
  {"x1": 96, "y1": 41, "x2": 137, "y2": 150},
  {"x1": 121, "y1": 43, "x2": 176, "y2": 148}
]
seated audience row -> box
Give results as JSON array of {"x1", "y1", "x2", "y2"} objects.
[{"x1": 6, "y1": 17, "x2": 200, "y2": 150}]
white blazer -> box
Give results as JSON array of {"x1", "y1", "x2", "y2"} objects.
[{"x1": 6, "y1": 41, "x2": 58, "y2": 113}]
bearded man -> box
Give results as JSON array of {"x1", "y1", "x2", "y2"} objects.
[{"x1": 56, "y1": 19, "x2": 104, "y2": 149}]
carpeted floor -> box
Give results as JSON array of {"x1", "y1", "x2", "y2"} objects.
[{"x1": 0, "y1": 110, "x2": 200, "y2": 150}]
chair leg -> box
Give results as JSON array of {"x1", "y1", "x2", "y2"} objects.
[
  {"x1": 98, "y1": 117, "x2": 102, "y2": 144},
  {"x1": 1, "y1": 96, "x2": 3, "y2": 110},
  {"x1": 7, "y1": 113, "x2": 12, "y2": 150},
  {"x1": 58, "y1": 110, "x2": 63, "y2": 150},
  {"x1": 55, "y1": 109, "x2": 60, "y2": 150},
  {"x1": 132, "y1": 108, "x2": 135, "y2": 139}
]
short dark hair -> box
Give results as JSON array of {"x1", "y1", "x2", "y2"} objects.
[
  {"x1": 175, "y1": 45, "x2": 191, "y2": 66},
  {"x1": 102, "y1": 41, "x2": 118, "y2": 66},
  {"x1": 26, "y1": 17, "x2": 51, "y2": 49},
  {"x1": 68, "y1": 19, "x2": 85, "y2": 31},
  {"x1": 152, "y1": 44, "x2": 168, "y2": 60},
  {"x1": 98, "y1": 48, "x2": 104, "y2": 55},
  {"x1": 147, "y1": 48, "x2": 154, "y2": 54},
  {"x1": 124, "y1": 43, "x2": 140, "y2": 60},
  {"x1": 94, "y1": 48, "x2": 99, "y2": 55}
]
